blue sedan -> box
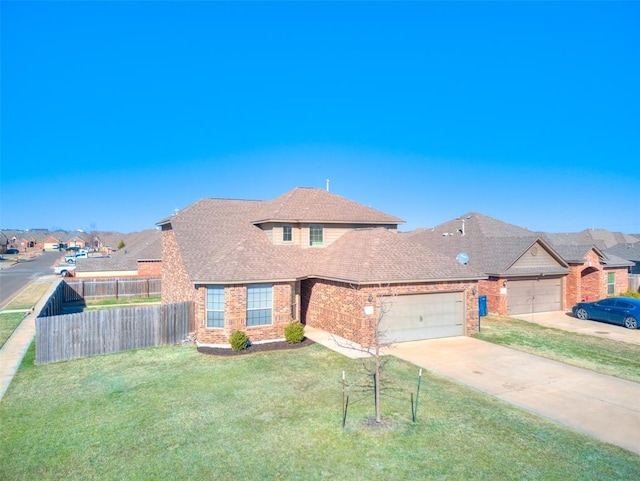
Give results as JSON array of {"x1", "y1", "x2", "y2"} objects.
[{"x1": 572, "y1": 297, "x2": 640, "y2": 329}]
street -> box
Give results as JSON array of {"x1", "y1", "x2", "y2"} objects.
[{"x1": 0, "y1": 251, "x2": 60, "y2": 307}]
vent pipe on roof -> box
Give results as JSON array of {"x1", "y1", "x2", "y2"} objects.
[{"x1": 326, "y1": 179, "x2": 330, "y2": 191}]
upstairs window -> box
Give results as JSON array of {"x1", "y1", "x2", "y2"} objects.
[
  {"x1": 282, "y1": 225, "x2": 292, "y2": 242},
  {"x1": 309, "y1": 225, "x2": 323, "y2": 246},
  {"x1": 206, "y1": 286, "x2": 224, "y2": 328},
  {"x1": 247, "y1": 284, "x2": 273, "y2": 326}
]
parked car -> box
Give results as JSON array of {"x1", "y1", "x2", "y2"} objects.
[
  {"x1": 572, "y1": 297, "x2": 640, "y2": 329},
  {"x1": 6, "y1": 248, "x2": 19, "y2": 254},
  {"x1": 54, "y1": 263, "x2": 76, "y2": 277}
]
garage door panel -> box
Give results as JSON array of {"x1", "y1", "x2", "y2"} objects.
[
  {"x1": 508, "y1": 278, "x2": 562, "y2": 315},
  {"x1": 379, "y1": 292, "x2": 465, "y2": 342}
]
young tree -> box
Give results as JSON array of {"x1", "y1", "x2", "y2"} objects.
[{"x1": 334, "y1": 285, "x2": 397, "y2": 424}]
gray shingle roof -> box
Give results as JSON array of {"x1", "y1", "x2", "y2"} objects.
[
  {"x1": 410, "y1": 213, "x2": 568, "y2": 276},
  {"x1": 606, "y1": 242, "x2": 640, "y2": 263},
  {"x1": 75, "y1": 229, "x2": 161, "y2": 273}
]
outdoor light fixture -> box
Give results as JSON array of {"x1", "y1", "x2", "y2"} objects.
[
  {"x1": 367, "y1": 294, "x2": 373, "y2": 302},
  {"x1": 472, "y1": 287, "x2": 477, "y2": 295},
  {"x1": 503, "y1": 280, "x2": 508, "y2": 287}
]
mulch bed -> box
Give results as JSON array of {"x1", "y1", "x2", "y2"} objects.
[{"x1": 197, "y1": 337, "x2": 315, "y2": 356}]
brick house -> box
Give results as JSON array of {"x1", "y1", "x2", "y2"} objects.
[
  {"x1": 75, "y1": 229, "x2": 162, "y2": 278},
  {"x1": 158, "y1": 188, "x2": 485, "y2": 347},
  {"x1": 411, "y1": 213, "x2": 632, "y2": 316},
  {"x1": 546, "y1": 243, "x2": 632, "y2": 304}
]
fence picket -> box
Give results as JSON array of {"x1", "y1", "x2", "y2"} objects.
[{"x1": 35, "y1": 302, "x2": 193, "y2": 364}]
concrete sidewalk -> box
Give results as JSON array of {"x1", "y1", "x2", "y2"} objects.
[
  {"x1": 386, "y1": 336, "x2": 640, "y2": 455},
  {"x1": 0, "y1": 279, "x2": 59, "y2": 400}
]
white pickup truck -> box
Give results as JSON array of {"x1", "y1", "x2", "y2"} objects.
[{"x1": 54, "y1": 263, "x2": 76, "y2": 277}]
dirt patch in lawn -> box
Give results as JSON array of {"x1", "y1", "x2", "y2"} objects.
[{"x1": 197, "y1": 337, "x2": 315, "y2": 356}]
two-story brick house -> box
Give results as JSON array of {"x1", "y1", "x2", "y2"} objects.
[{"x1": 158, "y1": 187, "x2": 485, "y2": 347}]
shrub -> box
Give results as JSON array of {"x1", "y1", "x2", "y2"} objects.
[
  {"x1": 229, "y1": 330, "x2": 250, "y2": 351},
  {"x1": 284, "y1": 321, "x2": 305, "y2": 344},
  {"x1": 619, "y1": 290, "x2": 640, "y2": 300}
]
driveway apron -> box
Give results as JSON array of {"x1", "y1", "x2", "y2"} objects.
[{"x1": 387, "y1": 337, "x2": 640, "y2": 455}]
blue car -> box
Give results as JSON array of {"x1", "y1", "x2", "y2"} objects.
[{"x1": 572, "y1": 297, "x2": 640, "y2": 329}]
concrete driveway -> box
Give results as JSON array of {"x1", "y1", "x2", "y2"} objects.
[
  {"x1": 387, "y1": 337, "x2": 640, "y2": 455},
  {"x1": 510, "y1": 310, "x2": 640, "y2": 345}
]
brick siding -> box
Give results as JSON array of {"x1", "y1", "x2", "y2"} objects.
[{"x1": 301, "y1": 279, "x2": 480, "y2": 345}]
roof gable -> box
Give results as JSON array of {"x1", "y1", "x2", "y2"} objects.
[{"x1": 251, "y1": 187, "x2": 404, "y2": 225}]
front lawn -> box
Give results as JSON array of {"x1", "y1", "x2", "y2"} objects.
[
  {"x1": 1, "y1": 343, "x2": 638, "y2": 480},
  {"x1": 473, "y1": 315, "x2": 640, "y2": 383},
  {"x1": 0, "y1": 312, "x2": 25, "y2": 348}
]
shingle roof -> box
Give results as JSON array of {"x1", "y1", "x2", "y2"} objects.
[
  {"x1": 606, "y1": 242, "x2": 640, "y2": 263},
  {"x1": 160, "y1": 189, "x2": 480, "y2": 284},
  {"x1": 544, "y1": 230, "x2": 640, "y2": 250},
  {"x1": 251, "y1": 187, "x2": 405, "y2": 225},
  {"x1": 76, "y1": 229, "x2": 161, "y2": 273},
  {"x1": 410, "y1": 213, "x2": 568, "y2": 276},
  {"x1": 314, "y1": 229, "x2": 484, "y2": 283}
]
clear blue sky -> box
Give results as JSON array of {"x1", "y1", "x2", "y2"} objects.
[{"x1": 2, "y1": 1, "x2": 639, "y2": 234}]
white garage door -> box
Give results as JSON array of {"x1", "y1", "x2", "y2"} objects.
[
  {"x1": 507, "y1": 278, "x2": 562, "y2": 315},
  {"x1": 378, "y1": 292, "x2": 465, "y2": 343}
]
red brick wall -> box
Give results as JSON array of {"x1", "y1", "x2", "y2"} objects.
[
  {"x1": 479, "y1": 278, "x2": 509, "y2": 316},
  {"x1": 195, "y1": 282, "x2": 295, "y2": 345},
  {"x1": 302, "y1": 279, "x2": 480, "y2": 345},
  {"x1": 161, "y1": 226, "x2": 197, "y2": 306},
  {"x1": 610, "y1": 267, "x2": 630, "y2": 295},
  {"x1": 138, "y1": 260, "x2": 162, "y2": 277}
]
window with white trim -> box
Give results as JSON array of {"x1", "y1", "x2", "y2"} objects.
[
  {"x1": 309, "y1": 225, "x2": 323, "y2": 246},
  {"x1": 246, "y1": 284, "x2": 273, "y2": 326},
  {"x1": 206, "y1": 286, "x2": 224, "y2": 328},
  {"x1": 282, "y1": 225, "x2": 292, "y2": 242}
]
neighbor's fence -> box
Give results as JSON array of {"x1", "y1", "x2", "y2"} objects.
[
  {"x1": 630, "y1": 274, "x2": 640, "y2": 293},
  {"x1": 35, "y1": 301, "x2": 193, "y2": 364},
  {"x1": 64, "y1": 277, "x2": 161, "y2": 301}
]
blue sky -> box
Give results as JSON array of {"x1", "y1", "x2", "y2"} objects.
[{"x1": 2, "y1": 1, "x2": 639, "y2": 234}]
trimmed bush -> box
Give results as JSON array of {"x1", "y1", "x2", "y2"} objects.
[
  {"x1": 229, "y1": 330, "x2": 250, "y2": 351},
  {"x1": 284, "y1": 321, "x2": 305, "y2": 344}
]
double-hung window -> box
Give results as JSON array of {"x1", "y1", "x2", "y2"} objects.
[
  {"x1": 247, "y1": 284, "x2": 273, "y2": 326},
  {"x1": 283, "y1": 225, "x2": 293, "y2": 242},
  {"x1": 607, "y1": 272, "x2": 615, "y2": 295},
  {"x1": 309, "y1": 225, "x2": 323, "y2": 246},
  {"x1": 206, "y1": 286, "x2": 224, "y2": 328}
]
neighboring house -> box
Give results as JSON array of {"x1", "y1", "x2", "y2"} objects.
[
  {"x1": 547, "y1": 229, "x2": 639, "y2": 250},
  {"x1": 42, "y1": 236, "x2": 62, "y2": 251},
  {"x1": 75, "y1": 229, "x2": 162, "y2": 278},
  {"x1": 65, "y1": 235, "x2": 87, "y2": 249},
  {"x1": 0, "y1": 232, "x2": 8, "y2": 253},
  {"x1": 544, "y1": 243, "x2": 632, "y2": 303},
  {"x1": 410, "y1": 213, "x2": 569, "y2": 316},
  {"x1": 158, "y1": 188, "x2": 485, "y2": 346},
  {"x1": 605, "y1": 242, "x2": 640, "y2": 275}
]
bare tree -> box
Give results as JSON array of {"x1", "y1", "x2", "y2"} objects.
[{"x1": 333, "y1": 285, "x2": 397, "y2": 424}]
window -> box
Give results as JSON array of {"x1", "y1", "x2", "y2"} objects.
[
  {"x1": 607, "y1": 272, "x2": 615, "y2": 295},
  {"x1": 247, "y1": 284, "x2": 272, "y2": 326},
  {"x1": 309, "y1": 225, "x2": 323, "y2": 246},
  {"x1": 282, "y1": 225, "x2": 292, "y2": 242},
  {"x1": 206, "y1": 286, "x2": 224, "y2": 328}
]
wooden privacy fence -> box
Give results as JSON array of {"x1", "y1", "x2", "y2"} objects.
[
  {"x1": 64, "y1": 277, "x2": 161, "y2": 301},
  {"x1": 35, "y1": 302, "x2": 193, "y2": 364},
  {"x1": 630, "y1": 274, "x2": 640, "y2": 293}
]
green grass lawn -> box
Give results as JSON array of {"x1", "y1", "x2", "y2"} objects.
[
  {"x1": 1, "y1": 343, "x2": 638, "y2": 480},
  {"x1": 474, "y1": 316, "x2": 640, "y2": 383},
  {"x1": 0, "y1": 312, "x2": 26, "y2": 348}
]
